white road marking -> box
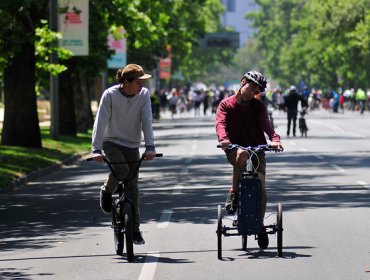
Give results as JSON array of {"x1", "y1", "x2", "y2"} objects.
[
  {"x1": 310, "y1": 120, "x2": 364, "y2": 138},
  {"x1": 157, "y1": 209, "x2": 173, "y2": 228},
  {"x1": 144, "y1": 185, "x2": 226, "y2": 191},
  {"x1": 171, "y1": 186, "x2": 183, "y2": 195},
  {"x1": 300, "y1": 147, "x2": 308, "y2": 152},
  {"x1": 138, "y1": 252, "x2": 160, "y2": 280},
  {"x1": 314, "y1": 155, "x2": 325, "y2": 160},
  {"x1": 330, "y1": 164, "x2": 346, "y2": 173},
  {"x1": 357, "y1": 181, "x2": 370, "y2": 190},
  {"x1": 181, "y1": 166, "x2": 188, "y2": 175}
]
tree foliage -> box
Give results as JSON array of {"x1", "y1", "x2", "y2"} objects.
[
  {"x1": 0, "y1": 0, "x2": 228, "y2": 147},
  {"x1": 0, "y1": 0, "x2": 48, "y2": 147},
  {"x1": 248, "y1": 0, "x2": 370, "y2": 89}
]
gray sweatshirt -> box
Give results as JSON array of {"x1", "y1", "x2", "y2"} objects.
[{"x1": 92, "y1": 85, "x2": 154, "y2": 152}]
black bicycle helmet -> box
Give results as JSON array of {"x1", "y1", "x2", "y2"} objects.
[{"x1": 242, "y1": 71, "x2": 267, "y2": 92}]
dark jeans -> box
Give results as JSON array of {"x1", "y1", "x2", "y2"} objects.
[
  {"x1": 287, "y1": 109, "x2": 298, "y2": 136},
  {"x1": 102, "y1": 141, "x2": 141, "y2": 230}
]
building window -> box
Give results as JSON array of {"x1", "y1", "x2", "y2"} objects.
[{"x1": 227, "y1": 0, "x2": 235, "y2": 12}]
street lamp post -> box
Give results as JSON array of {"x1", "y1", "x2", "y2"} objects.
[{"x1": 49, "y1": 0, "x2": 59, "y2": 139}]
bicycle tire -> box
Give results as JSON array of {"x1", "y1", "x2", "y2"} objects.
[
  {"x1": 277, "y1": 203, "x2": 283, "y2": 257},
  {"x1": 124, "y1": 203, "x2": 134, "y2": 262},
  {"x1": 217, "y1": 205, "x2": 222, "y2": 260},
  {"x1": 113, "y1": 202, "x2": 124, "y2": 255}
]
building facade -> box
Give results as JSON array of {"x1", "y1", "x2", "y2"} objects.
[{"x1": 220, "y1": 0, "x2": 258, "y2": 48}]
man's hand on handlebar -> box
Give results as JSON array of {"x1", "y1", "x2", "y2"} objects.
[
  {"x1": 219, "y1": 140, "x2": 231, "y2": 150},
  {"x1": 91, "y1": 153, "x2": 104, "y2": 162},
  {"x1": 270, "y1": 140, "x2": 284, "y2": 151},
  {"x1": 143, "y1": 150, "x2": 156, "y2": 160}
]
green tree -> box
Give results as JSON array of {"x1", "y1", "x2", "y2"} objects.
[
  {"x1": 248, "y1": 0, "x2": 370, "y2": 89},
  {"x1": 0, "y1": 1, "x2": 48, "y2": 148},
  {"x1": 57, "y1": 0, "x2": 226, "y2": 135},
  {"x1": 0, "y1": 0, "x2": 226, "y2": 145}
]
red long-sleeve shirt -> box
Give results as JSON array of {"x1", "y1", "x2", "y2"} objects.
[{"x1": 215, "y1": 95, "x2": 280, "y2": 147}]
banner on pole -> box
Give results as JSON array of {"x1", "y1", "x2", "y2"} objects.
[
  {"x1": 159, "y1": 46, "x2": 171, "y2": 79},
  {"x1": 107, "y1": 28, "x2": 127, "y2": 69},
  {"x1": 58, "y1": 0, "x2": 89, "y2": 56}
]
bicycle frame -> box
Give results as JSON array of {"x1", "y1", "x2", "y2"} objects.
[{"x1": 86, "y1": 153, "x2": 163, "y2": 261}]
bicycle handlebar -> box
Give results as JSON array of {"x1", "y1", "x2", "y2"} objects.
[
  {"x1": 86, "y1": 153, "x2": 163, "y2": 182},
  {"x1": 217, "y1": 144, "x2": 283, "y2": 153},
  {"x1": 86, "y1": 153, "x2": 163, "y2": 163}
]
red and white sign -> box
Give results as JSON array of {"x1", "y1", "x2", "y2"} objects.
[
  {"x1": 159, "y1": 46, "x2": 171, "y2": 79},
  {"x1": 107, "y1": 28, "x2": 127, "y2": 69},
  {"x1": 58, "y1": 0, "x2": 89, "y2": 56}
]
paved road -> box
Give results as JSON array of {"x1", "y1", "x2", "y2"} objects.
[{"x1": 0, "y1": 109, "x2": 369, "y2": 280}]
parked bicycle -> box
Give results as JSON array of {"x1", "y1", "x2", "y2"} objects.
[{"x1": 87, "y1": 153, "x2": 163, "y2": 262}]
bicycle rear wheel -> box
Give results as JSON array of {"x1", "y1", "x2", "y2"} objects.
[
  {"x1": 277, "y1": 203, "x2": 283, "y2": 257},
  {"x1": 217, "y1": 205, "x2": 222, "y2": 260},
  {"x1": 124, "y1": 203, "x2": 134, "y2": 262},
  {"x1": 113, "y1": 202, "x2": 124, "y2": 255}
]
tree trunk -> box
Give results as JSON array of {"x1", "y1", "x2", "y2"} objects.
[
  {"x1": 1, "y1": 41, "x2": 41, "y2": 148},
  {"x1": 59, "y1": 59, "x2": 77, "y2": 136},
  {"x1": 74, "y1": 71, "x2": 93, "y2": 133}
]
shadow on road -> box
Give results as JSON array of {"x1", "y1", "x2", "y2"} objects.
[{"x1": 0, "y1": 115, "x2": 369, "y2": 262}]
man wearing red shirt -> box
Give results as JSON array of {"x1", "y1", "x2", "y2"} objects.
[{"x1": 215, "y1": 71, "x2": 283, "y2": 246}]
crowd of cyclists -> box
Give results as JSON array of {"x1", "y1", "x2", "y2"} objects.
[{"x1": 150, "y1": 84, "x2": 370, "y2": 120}]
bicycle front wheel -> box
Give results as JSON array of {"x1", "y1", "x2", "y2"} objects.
[
  {"x1": 124, "y1": 203, "x2": 134, "y2": 262},
  {"x1": 113, "y1": 203, "x2": 124, "y2": 255}
]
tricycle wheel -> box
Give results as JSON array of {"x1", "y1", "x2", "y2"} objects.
[
  {"x1": 277, "y1": 203, "x2": 283, "y2": 257},
  {"x1": 242, "y1": 235, "x2": 247, "y2": 250},
  {"x1": 217, "y1": 205, "x2": 222, "y2": 260}
]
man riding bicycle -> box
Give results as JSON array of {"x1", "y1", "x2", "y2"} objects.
[
  {"x1": 215, "y1": 70, "x2": 283, "y2": 245},
  {"x1": 91, "y1": 64, "x2": 157, "y2": 245}
]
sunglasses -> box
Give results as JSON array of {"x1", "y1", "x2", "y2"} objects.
[{"x1": 248, "y1": 82, "x2": 260, "y2": 93}]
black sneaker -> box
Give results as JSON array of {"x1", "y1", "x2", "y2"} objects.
[
  {"x1": 100, "y1": 189, "x2": 112, "y2": 214},
  {"x1": 225, "y1": 191, "x2": 237, "y2": 215},
  {"x1": 257, "y1": 227, "x2": 269, "y2": 249},
  {"x1": 133, "y1": 231, "x2": 145, "y2": 245}
]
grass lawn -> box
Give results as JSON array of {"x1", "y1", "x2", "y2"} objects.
[{"x1": 0, "y1": 127, "x2": 91, "y2": 190}]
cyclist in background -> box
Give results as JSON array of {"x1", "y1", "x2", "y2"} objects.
[
  {"x1": 215, "y1": 71, "x2": 283, "y2": 244},
  {"x1": 355, "y1": 88, "x2": 367, "y2": 114},
  {"x1": 91, "y1": 64, "x2": 157, "y2": 245}
]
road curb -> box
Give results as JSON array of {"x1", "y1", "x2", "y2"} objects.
[{"x1": 0, "y1": 152, "x2": 89, "y2": 195}]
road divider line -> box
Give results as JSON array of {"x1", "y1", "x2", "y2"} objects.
[
  {"x1": 181, "y1": 166, "x2": 188, "y2": 175},
  {"x1": 172, "y1": 186, "x2": 183, "y2": 195},
  {"x1": 157, "y1": 209, "x2": 173, "y2": 228},
  {"x1": 314, "y1": 155, "x2": 325, "y2": 160},
  {"x1": 310, "y1": 119, "x2": 364, "y2": 138},
  {"x1": 138, "y1": 252, "x2": 160, "y2": 280},
  {"x1": 357, "y1": 181, "x2": 370, "y2": 190},
  {"x1": 145, "y1": 185, "x2": 226, "y2": 191},
  {"x1": 330, "y1": 164, "x2": 345, "y2": 173}
]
